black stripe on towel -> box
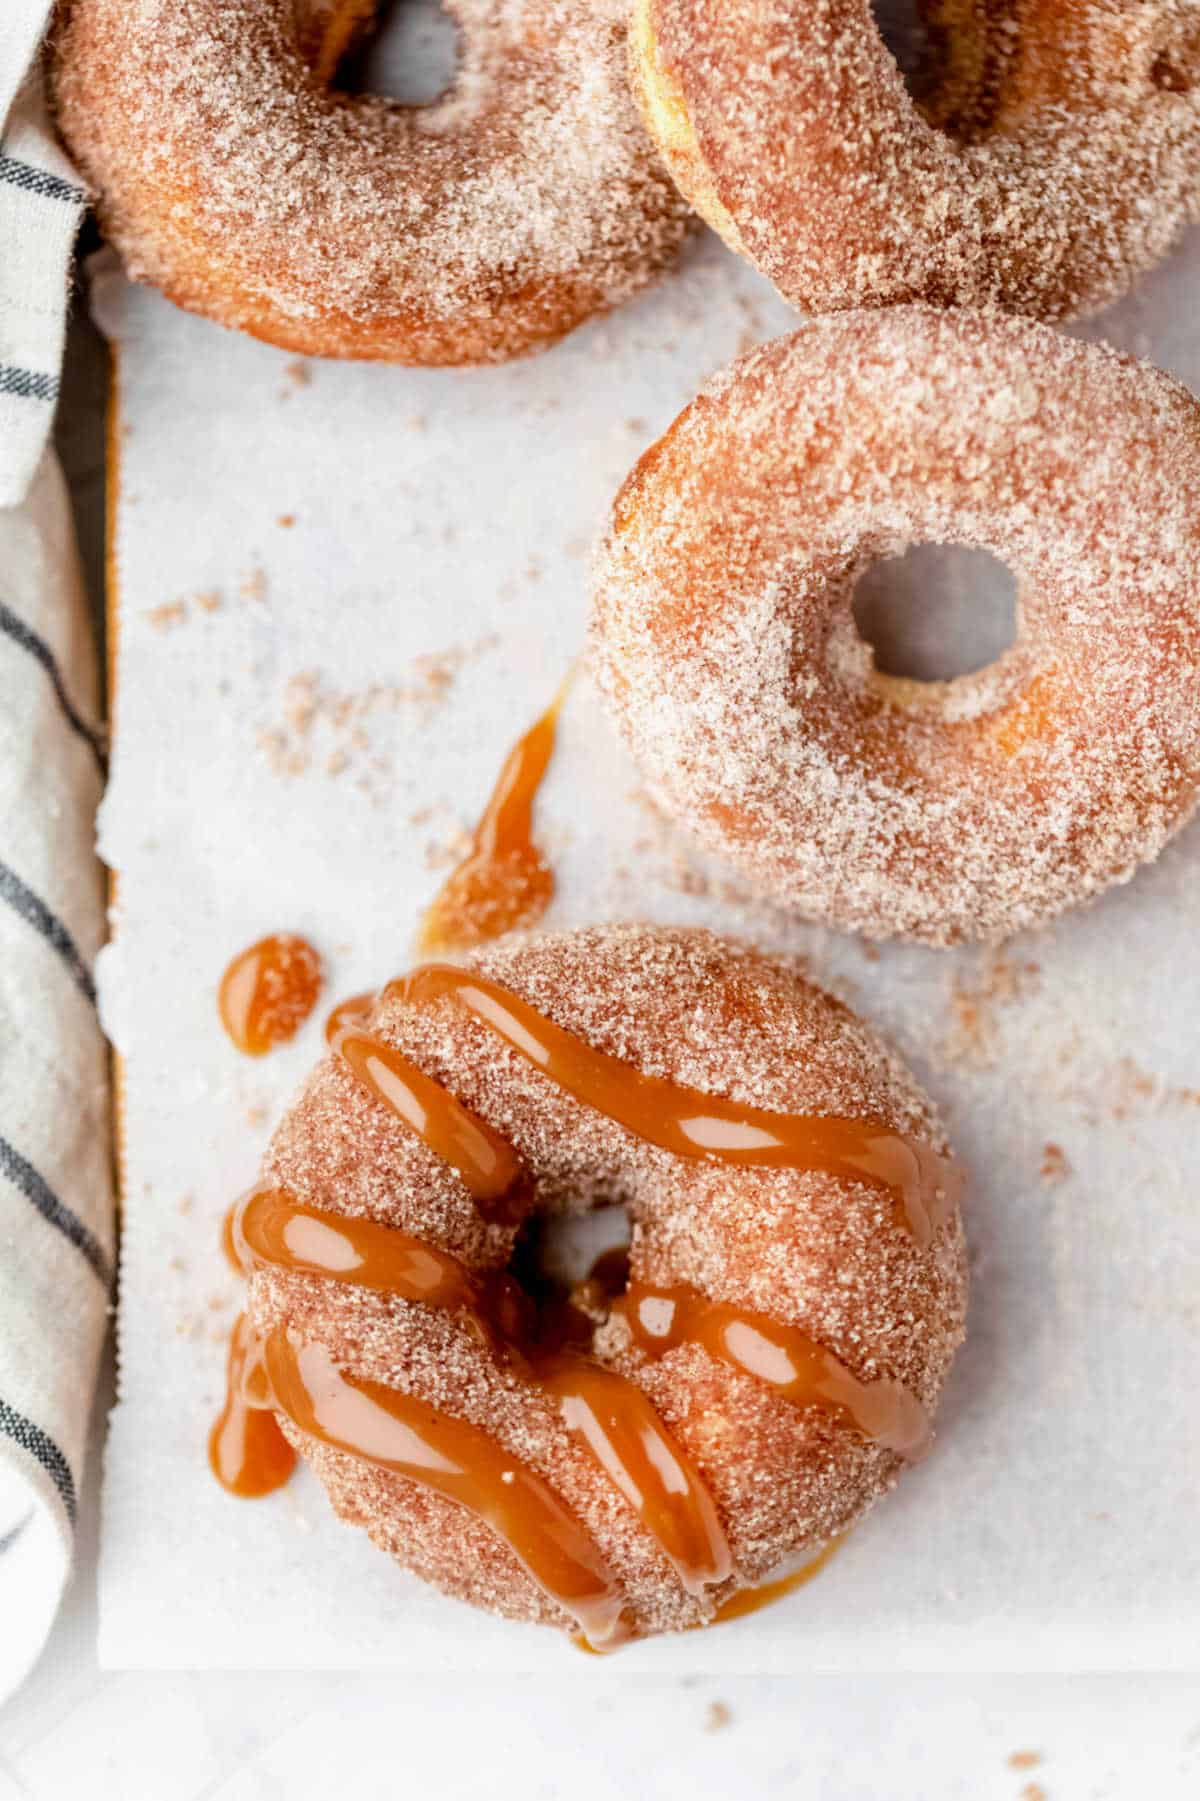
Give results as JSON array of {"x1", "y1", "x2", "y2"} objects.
[
  {"x1": 0, "y1": 600, "x2": 107, "y2": 773},
  {"x1": 0, "y1": 365, "x2": 58, "y2": 403},
  {"x1": 0, "y1": 1512, "x2": 31, "y2": 1556},
  {"x1": 0, "y1": 860, "x2": 97, "y2": 1005},
  {"x1": 0, "y1": 1399, "x2": 77, "y2": 1527},
  {"x1": 0, "y1": 154, "x2": 84, "y2": 206},
  {"x1": 0, "y1": 1135, "x2": 112, "y2": 1287}
]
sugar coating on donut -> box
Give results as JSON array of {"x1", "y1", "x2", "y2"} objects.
[
  {"x1": 635, "y1": 0, "x2": 1200, "y2": 320},
  {"x1": 591, "y1": 308, "x2": 1200, "y2": 944},
  {"x1": 254, "y1": 924, "x2": 967, "y2": 1638},
  {"x1": 52, "y1": 0, "x2": 692, "y2": 363}
]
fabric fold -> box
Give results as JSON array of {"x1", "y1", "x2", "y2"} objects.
[{"x1": 0, "y1": 453, "x2": 111, "y2": 1703}]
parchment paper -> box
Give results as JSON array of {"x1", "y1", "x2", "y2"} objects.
[{"x1": 92, "y1": 208, "x2": 1200, "y2": 1671}]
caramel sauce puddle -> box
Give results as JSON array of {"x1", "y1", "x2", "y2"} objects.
[{"x1": 218, "y1": 933, "x2": 323, "y2": 1056}]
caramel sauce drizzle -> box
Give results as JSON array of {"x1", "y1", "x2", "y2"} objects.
[
  {"x1": 388, "y1": 964, "x2": 960, "y2": 1250},
  {"x1": 419, "y1": 687, "x2": 564, "y2": 956},
  {"x1": 233, "y1": 1188, "x2": 477, "y2": 1310},
  {"x1": 621, "y1": 1285, "x2": 930, "y2": 1462},
  {"x1": 214, "y1": 963, "x2": 955, "y2": 1643},
  {"x1": 218, "y1": 933, "x2": 323, "y2": 1057},
  {"x1": 333, "y1": 1026, "x2": 525, "y2": 1219},
  {"x1": 537, "y1": 1352, "x2": 732, "y2": 1597},
  {"x1": 228, "y1": 1187, "x2": 729, "y2": 1605},
  {"x1": 262, "y1": 1331, "x2": 629, "y2": 1653},
  {"x1": 208, "y1": 1312, "x2": 297, "y2": 1499}
]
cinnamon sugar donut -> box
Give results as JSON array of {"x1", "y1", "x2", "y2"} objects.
[
  {"x1": 591, "y1": 309, "x2": 1200, "y2": 945},
  {"x1": 631, "y1": 0, "x2": 1200, "y2": 320},
  {"x1": 227, "y1": 925, "x2": 966, "y2": 1645},
  {"x1": 51, "y1": 0, "x2": 691, "y2": 364}
]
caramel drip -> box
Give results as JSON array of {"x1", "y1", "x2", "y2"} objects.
[
  {"x1": 208, "y1": 1312, "x2": 297, "y2": 1498},
  {"x1": 332, "y1": 1026, "x2": 525, "y2": 1220},
  {"x1": 419, "y1": 687, "x2": 565, "y2": 955},
  {"x1": 218, "y1": 933, "x2": 323, "y2": 1057},
  {"x1": 622, "y1": 1284, "x2": 931, "y2": 1462},
  {"x1": 390, "y1": 964, "x2": 959, "y2": 1248},
  {"x1": 710, "y1": 1538, "x2": 843, "y2": 1624},
  {"x1": 262, "y1": 1330, "x2": 630, "y2": 1652},
  {"x1": 574, "y1": 1539, "x2": 844, "y2": 1652}
]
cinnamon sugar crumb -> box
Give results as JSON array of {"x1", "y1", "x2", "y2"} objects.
[
  {"x1": 145, "y1": 599, "x2": 187, "y2": 630},
  {"x1": 256, "y1": 639, "x2": 498, "y2": 797},
  {"x1": 942, "y1": 952, "x2": 1041, "y2": 1069},
  {"x1": 705, "y1": 1700, "x2": 734, "y2": 1733},
  {"x1": 1065, "y1": 1056, "x2": 1200, "y2": 1124},
  {"x1": 1008, "y1": 1752, "x2": 1043, "y2": 1772},
  {"x1": 277, "y1": 514, "x2": 296, "y2": 529},
  {"x1": 1039, "y1": 1144, "x2": 1071, "y2": 1185}
]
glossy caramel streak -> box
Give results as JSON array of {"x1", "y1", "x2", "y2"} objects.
[
  {"x1": 333, "y1": 1025, "x2": 525, "y2": 1218},
  {"x1": 419, "y1": 687, "x2": 564, "y2": 956},
  {"x1": 324, "y1": 991, "x2": 376, "y2": 1045},
  {"x1": 234, "y1": 1188, "x2": 478, "y2": 1310},
  {"x1": 624, "y1": 1284, "x2": 931, "y2": 1462},
  {"x1": 392, "y1": 965, "x2": 959, "y2": 1247},
  {"x1": 263, "y1": 1331, "x2": 629, "y2": 1652},
  {"x1": 208, "y1": 1312, "x2": 297, "y2": 1498},
  {"x1": 539, "y1": 1353, "x2": 732, "y2": 1596}
]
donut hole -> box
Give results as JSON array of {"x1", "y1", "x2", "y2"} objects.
[
  {"x1": 1151, "y1": 52, "x2": 1195, "y2": 97},
  {"x1": 508, "y1": 1204, "x2": 631, "y2": 1342},
  {"x1": 338, "y1": 0, "x2": 462, "y2": 106},
  {"x1": 871, "y1": 0, "x2": 929, "y2": 91},
  {"x1": 851, "y1": 543, "x2": 1018, "y2": 685}
]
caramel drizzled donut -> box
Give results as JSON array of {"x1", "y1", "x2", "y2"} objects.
[
  {"x1": 631, "y1": 0, "x2": 1200, "y2": 320},
  {"x1": 51, "y1": 0, "x2": 691, "y2": 364},
  {"x1": 223, "y1": 924, "x2": 966, "y2": 1644},
  {"x1": 592, "y1": 309, "x2": 1200, "y2": 945}
]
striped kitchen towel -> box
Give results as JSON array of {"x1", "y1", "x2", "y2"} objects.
[
  {"x1": 0, "y1": 451, "x2": 111, "y2": 1702},
  {"x1": 1, "y1": 2, "x2": 85, "y2": 508},
  {"x1": 0, "y1": 4, "x2": 107, "y2": 1702}
]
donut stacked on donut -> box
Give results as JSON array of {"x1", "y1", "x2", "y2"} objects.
[
  {"x1": 51, "y1": 0, "x2": 692, "y2": 363},
  {"x1": 231, "y1": 925, "x2": 966, "y2": 1643},
  {"x1": 592, "y1": 307, "x2": 1200, "y2": 944},
  {"x1": 631, "y1": 0, "x2": 1200, "y2": 319}
]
